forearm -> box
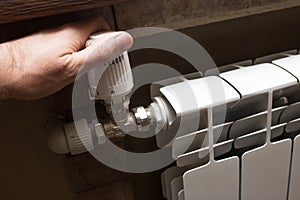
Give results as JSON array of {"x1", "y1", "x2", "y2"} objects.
[{"x1": 0, "y1": 42, "x2": 17, "y2": 100}]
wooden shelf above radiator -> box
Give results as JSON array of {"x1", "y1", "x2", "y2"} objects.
[{"x1": 0, "y1": 0, "x2": 128, "y2": 24}]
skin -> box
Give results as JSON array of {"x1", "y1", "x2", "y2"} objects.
[{"x1": 0, "y1": 15, "x2": 133, "y2": 100}]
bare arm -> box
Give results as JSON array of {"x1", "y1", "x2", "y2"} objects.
[
  {"x1": 0, "y1": 43, "x2": 15, "y2": 99},
  {"x1": 0, "y1": 15, "x2": 133, "y2": 100}
]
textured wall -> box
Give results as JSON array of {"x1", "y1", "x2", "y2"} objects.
[{"x1": 0, "y1": 99, "x2": 76, "y2": 200}]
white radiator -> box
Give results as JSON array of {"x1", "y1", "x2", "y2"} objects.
[{"x1": 160, "y1": 50, "x2": 300, "y2": 200}]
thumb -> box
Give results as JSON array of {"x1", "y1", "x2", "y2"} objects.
[{"x1": 74, "y1": 31, "x2": 133, "y2": 75}]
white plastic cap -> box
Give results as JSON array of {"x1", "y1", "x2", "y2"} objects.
[
  {"x1": 64, "y1": 119, "x2": 94, "y2": 155},
  {"x1": 86, "y1": 32, "x2": 134, "y2": 101}
]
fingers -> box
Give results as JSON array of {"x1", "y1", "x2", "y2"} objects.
[
  {"x1": 72, "y1": 15, "x2": 111, "y2": 36},
  {"x1": 71, "y1": 31, "x2": 133, "y2": 75},
  {"x1": 62, "y1": 15, "x2": 111, "y2": 49}
]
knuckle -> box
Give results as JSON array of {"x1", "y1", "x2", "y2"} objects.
[
  {"x1": 62, "y1": 55, "x2": 81, "y2": 77},
  {"x1": 97, "y1": 15, "x2": 105, "y2": 22},
  {"x1": 58, "y1": 24, "x2": 72, "y2": 32},
  {"x1": 58, "y1": 23, "x2": 77, "y2": 36},
  {"x1": 52, "y1": 56, "x2": 76, "y2": 79},
  {"x1": 92, "y1": 15, "x2": 110, "y2": 30},
  {"x1": 94, "y1": 15, "x2": 105, "y2": 24}
]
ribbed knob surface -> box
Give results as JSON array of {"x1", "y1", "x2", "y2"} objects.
[
  {"x1": 64, "y1": 119, "x2": 93, "y2": 155},
  {"x1": 86, "y1": 32, "x2": 134, "y2": 100}
]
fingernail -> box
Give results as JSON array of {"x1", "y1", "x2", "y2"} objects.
[{"x1": 116, "y1": 32, "x2": 133, "y2": 51}]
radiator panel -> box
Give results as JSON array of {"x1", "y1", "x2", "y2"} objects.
[
  {"x1": 288, "y1": 135, "x2": 300, "y2": 200},
  {"x1": 183, "y1": 156, "x2": 239, "y2": 200},
  {"x1": 241, "y1": 139, "x2": 292, "y2": 200},
  {"x1": 160, "y1": 51, "x2": 300, "y2": 200}
]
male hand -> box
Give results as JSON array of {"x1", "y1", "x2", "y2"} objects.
[{"x1": 0, "y1": 15, "x2": 133, "y2": 100}]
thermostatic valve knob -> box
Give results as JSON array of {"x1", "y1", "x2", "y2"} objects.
[{"x1": 86, "y1": 32, "x2": 134, "y2": 101}]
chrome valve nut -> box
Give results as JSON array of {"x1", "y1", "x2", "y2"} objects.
[{"x1": 134, "y1": 106, "x2": 151, "y2": 127}]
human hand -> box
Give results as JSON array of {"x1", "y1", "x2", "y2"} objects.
[{"x1": 0, "y1": 15, "x2": 133, "y2": 100}]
